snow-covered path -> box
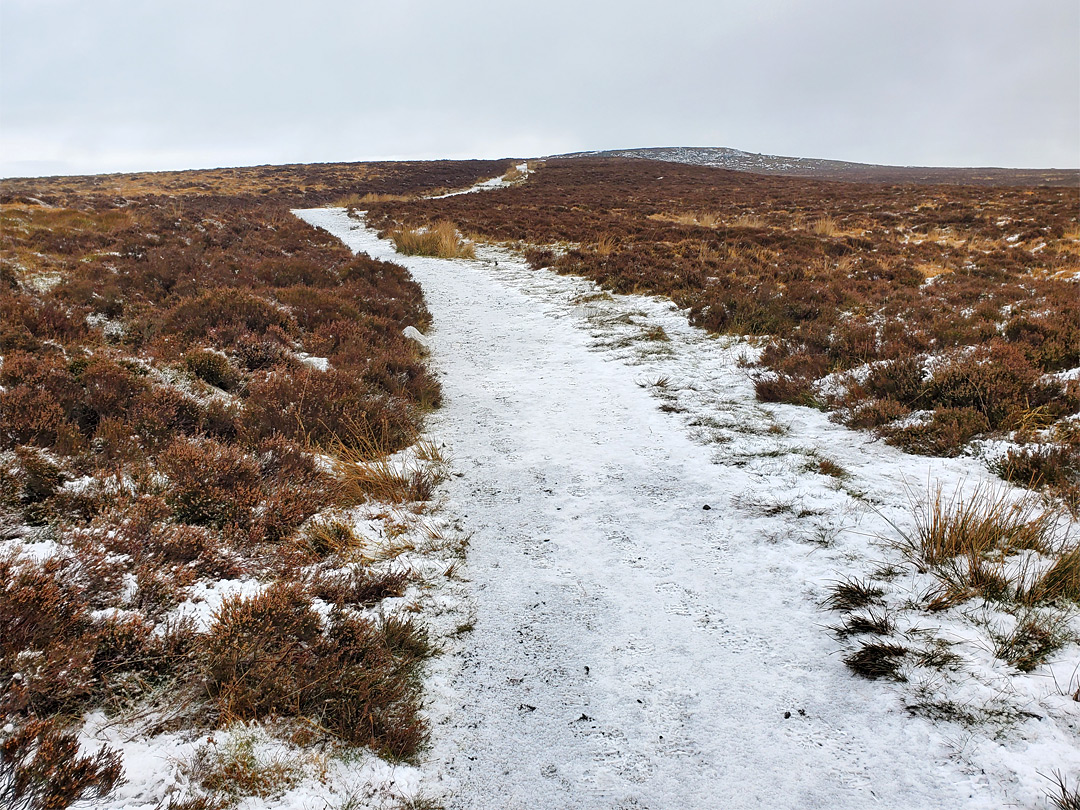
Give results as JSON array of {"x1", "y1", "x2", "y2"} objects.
[{"x1": 295, "y1": 209, "x2": 1004, "y2": 809}]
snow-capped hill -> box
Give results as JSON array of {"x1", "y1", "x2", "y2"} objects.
[{"x1": 556, "y1": 146, "x2": 1078, "y2": 186}]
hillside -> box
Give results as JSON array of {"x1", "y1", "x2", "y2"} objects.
[
  {"x1": 559, "y1": 146, "x2": 1079, "y2": 186},
  {"x1": 2, "y1": 154, "x2": 1079, "y2": 809}
]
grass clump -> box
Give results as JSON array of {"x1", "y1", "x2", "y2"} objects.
[
  {"x1": 882, "y1": 483, "x2": 1079, "y2": 672},
  {"x1": 203, "y1": 584, "x2": 430, "y2": 759},
  {"x1": 835, "y1": 608, "x2": 894, "y2": 638},
  {"x1": 825, "y1": 577, "x2": 884, "y2": 611},
  {"x1": 843, "y1": 642, "x2": 908, "y2": 680},
  {"x1": 991, "y1": 609, "x2": 1073, "y2": 672},
  {"x1": 191, "y1": 729, "x2": 303, "y2": 803},
  {"x1": 893, "y1": 484, "x2": 1063, "y2": 571},
  {"x1": 389, "y1": 221, "x2": 475, "y2": 259}
]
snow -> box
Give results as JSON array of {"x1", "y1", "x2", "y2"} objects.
[
  {"x1": 427, "y1": 163, "x2": 528, "y2": 199},
  {"x1": 296, "y1": 352, "x2": 331, "y2": 371},
  {"x1": 403, "y1": 325, "x2": 431, "y2": 347},
  {"x1": 296, "y1": 208, "x2": 1080, "y2": 809}
]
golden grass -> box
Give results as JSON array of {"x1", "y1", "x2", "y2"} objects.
[
  {"x1": 593, "y1": 234, "x2": 618, "y2": 256},
  {"x1": 390, "y1": 221, "x2": 476, "y2": 259},
  {"x1": 302, "y1": 516, "x2": 363, "y2": 557},
  {"x1": 730, "y1": 213, "x2": 766, "y2": 229},
  {"x1": 647, "y1": 211, "x2": 722, "y2": 228},
  {"x1": 646, "y1": 210, "x2": 767, "y2": 230},
  {"x1": 899, "y1": 484, "x2": 1059, "y2": 567},
  {"x1": 330, "y1": 427, "x2": 448, "y2": 506},
  {"x1": 336, "y1": 191, "x2": 416, "y2": 207},
  {"x1": 889, "y1": 483, "x2": 1079, "y2": 608},
  {"x1": 812, "y1": 216, "x2": 841, "y2": 237}
]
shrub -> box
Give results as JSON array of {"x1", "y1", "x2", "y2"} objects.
[
  {"x1": 311, "y1": 568, "x2": 409, "y2": 605},
  {"x1": 243, "y1": 368, "x2": 415, "y2": 453},
  {"x1": 158, "y1": 438, "x2": 261, "y2": 529},
  {"x1": 0, "y1": 718, "x2": 123, "y2": 810},
  {"x1": 158, "y1": 289, "x2": 294, "y2": 349},
  {"x1": 993, "y1": 444, "x2": 1080, "y2": 514},
  {"x1": 862, "y1": 357, "x2": 925, "y2": 405},
  {"x1": 923, "y1": 343, "x2": 1040, "y2": 429},
  {"x1": 203, "y1": 584, "x2": 322, "y2": 721},
  {"x1": 843, "y1": 397, "x2": 911, "y2": 430},
  {"x1": 233, "y1": 333, "x2": 287, "y2": 371},
  {"x1": 202, "y1": 585, "x2": 430, "y2": 758},
  {"x1": 753, "y1": 374, "x2": 821, "y2": 407},
  {"x1": 184, "y1": 349, "x2": 240, "y2": 391},
  {"x1": 885, "y1": 407, "x2": 990, "y2": 456}
]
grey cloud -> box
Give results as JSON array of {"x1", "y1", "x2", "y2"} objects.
[{"x1": 1, "y1": 0, "x2": 1076, "y2": 176}]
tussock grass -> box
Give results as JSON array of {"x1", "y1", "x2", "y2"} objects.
[
  {"x1": 879, "y1": 483, "x2": 1079, "y2": 671},
  {"x1": 843, "y1": 641, "x2": 908, "y2": 680},
  {"x1": 329, "y1": 425, "x2": 447, "y2": 506},
  {"x1": 336, "y1": 455, "x2": 442, "y2": 506},
  {"x1": 892, "y1": 484, "x2": 1063, "y2": 570},
  {"x1": 991, "y1": 609, "x2": 1073, "y2": 672},
  {"x1": 825, "y1": 577, "x2": 884, "y2": 611},
  {"x1": 302, "y1": 517, "x2": 361, "y2": 557},
  {"x1": 390, "y1": 221, "x2": 475, "y2": 259},
  {"x1": 730, "y1": 213, "x2": 766, "y2": 228},
  {"x1": 812, "y1": 216, "x2": 841, "y2": 236},
  {"x1": 594, "y1": 234, "x2": 618, "y2": 256}
]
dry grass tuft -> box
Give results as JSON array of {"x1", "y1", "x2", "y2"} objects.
[
  {"x1": 892, "y1": 484, "x2": 1063, "y2": 570},
  {"x1": 336, "y1": 456, "x2": 441, "y2": 506},
  {"x1": 812, "y1": 216, "x2": 841, "y2": 236},
  {"x1": 302, "y1": 518, "x2": 362, "y2": 558},
  {"x1": 389, "y1": 221, "x2": 476, "y2": 259},
  {"x1": 825, "y1": 577, "x2": 884, "y2": 611},
  {"x1": 843, "y1": 641, "x2": 908, "y2": 680}
]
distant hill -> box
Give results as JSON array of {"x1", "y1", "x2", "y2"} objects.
[{"x1": 556, "y1": 146, "x2": 1078, "y2": 187}]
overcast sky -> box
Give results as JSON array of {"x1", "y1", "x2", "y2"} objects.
[{"x1": 1, "y1": 0, "x2": 1077, "y2": 177}]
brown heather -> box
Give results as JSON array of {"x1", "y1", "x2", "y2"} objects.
[
  {"x1": 0, "y1": 160, "x2": 505, "y2": 806},
  {"x1": 363, "y1": 157, "x2": 1080, "y2": 506}
]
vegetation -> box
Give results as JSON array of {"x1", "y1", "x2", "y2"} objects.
[
  {"x1": 364, "y1": 157, "x2": 1080, "y2": 508},
  {"x1": 0, "y1": 160, "x2": 495, "y2": 806},
  {"x1": 389, "y1": 221, "x2": 476, "y2": 259},
  {"x1": 829, "y1": 485, "x2": 1079, "y2": 687}
]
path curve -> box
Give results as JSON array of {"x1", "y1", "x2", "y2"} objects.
[{"x1": 297, "y1": 209, "x2": 986, "y2": 810}]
